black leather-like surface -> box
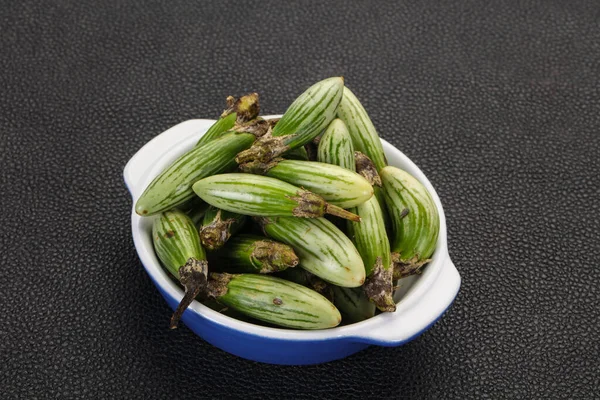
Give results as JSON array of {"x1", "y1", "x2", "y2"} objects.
[{"x1": 1, "y1": 1, "x2": 599, "y2": 398}]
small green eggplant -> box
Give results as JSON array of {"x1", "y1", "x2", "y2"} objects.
[
  {"x1": 152, "y1": 210, "x2": 208, "y2": 328},
  {"x1": 207, "y1": 273, "x2": 341, "y2": 329},
  {"x1": 381, "y1": 166, "x2": 440, "y2": 275},
  {"x1": 337, "y1": 86, "x2": 388, "y2": 171},
  {"x1": 193, "y1": 173, "x2": 360, "y2": 221},
  {"x1": 236, "y1": 77, "x2": 344, "y2": 164},
  {"x1": 209, "y1": 234, "x2": 299, "y2": 273},
  {"x1": 257, "y1": 216, "x2": 366, "y2": 288},
  {"x1": 239, "y1": 159, "x2": 373, "y2": 209}
]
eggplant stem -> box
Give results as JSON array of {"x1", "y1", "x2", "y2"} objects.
[
  {"x1": 170, "y1": 258, "x2": 209, "y2": 329},
  {"x1": 364, "y1": 258, "x2": 396, "y2": 312},
  {"x1": 199, "y1": 210, "x2": 236, "y2": 251},
  {"x1": 235, "y1": 132, "x2": 289, "y2": 164},
  {"x1": 391, "y1": 253, "x2": 431, "y2": 280},
  {"x1": 355, "y1": 151, "x2": 382, "y2": 186},
  {"x1": 326, "y1": 204, "x2": 361, "y2": 222},
  {"x1": 252, "y1": 240, "x2": 299, "y2": 273}
]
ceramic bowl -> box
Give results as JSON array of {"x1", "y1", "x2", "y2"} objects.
[{"x1": 124, "y1": 116, "x2": 461, "y2": 365}]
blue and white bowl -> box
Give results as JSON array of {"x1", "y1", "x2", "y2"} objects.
[{"x1": 124, "y1": 116, "x2": 461, "y2": 365}]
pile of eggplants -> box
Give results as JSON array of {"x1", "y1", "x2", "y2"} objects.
[{"x1": 137, "y1": 77, "x2": 440, "y2": 330}]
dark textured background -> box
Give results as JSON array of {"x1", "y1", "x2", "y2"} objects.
[{"x1": 1, "y1": 0, "x2": 599, "y2": 398}]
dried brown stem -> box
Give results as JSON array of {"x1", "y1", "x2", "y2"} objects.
[
  {"x1": 207, "y1": 272, "x2": 234, "y2": 298},
  {"x1": 199, "y1": 210, "x2": 237, "y2": 251},
  {"x1": 355, "y1": 151, "x2": 382, "y2": 187},
  {"x1": 235, "y1": 134, "x2": 290, "y2": 164},
  {"x1": 267, "y1": 118, "x2": 280, "y2": 129},
  {"x1": 170, "y1": 258, "x2": 209, "y2": 329},
  {"x1": 290, "y1": 191, "x2": 328, "y2": 218},
  {"x1": 364, "y1": 258, "x2": 396, "y2": 312},
  {"x1": 221, "y1": 92, "x2": 260, "y2": 123},
  {"x1": 238, "y1": 157, "x2": 283, "y2": 175},
  {"x1": 233, "y1": 118, "x2": 270, "y2": 137},
  {"x1": 392, "y1": 253, "x2": 431, "y2": 280},
  {"x1": 252, "y1": 240, "x2": 299, "y2": 273}
]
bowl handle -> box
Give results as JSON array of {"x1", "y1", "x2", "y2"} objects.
[
  {"x1": 353, "y1": 255, "x2": 461, "y2": 345},
  {"x1": 123, "y1": 119, "x2": 216, "y2": 200}
]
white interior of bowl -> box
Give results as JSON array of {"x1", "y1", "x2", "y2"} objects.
[{"x1": 126, "y1": 116, "x2": 453, "y2": 343}]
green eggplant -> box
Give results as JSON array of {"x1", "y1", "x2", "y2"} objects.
[
  {"x1": 209, "y1": 234, "x2": 299, "y2": 273},
  {"x1": 337, "y1": 86, "x2": 388, "y2": 171},
  {"x1": 236, "y1": 77, "x2": 344, "y2": 164},
  {"x1": 193, "y1": 173, "x2": 360, "y2": 221},
  {"x1": 257, "y1": 216, "x2": 366, "y2": 288},
  {"x1": 135, "y1": 131, "x2": 256, "y2": 216},
  {"x1": 381, "y1": 166, "x2": 440, "y2": 276},
  {"x1": 152, "y1": 210, "x2": 208, "y2": 328},
  {"x1": 332, "y1": 287, "x2": 376, "y2": 324},
  {"x1": 195, "y1": 112, "x2": 237, "y2": 148},
  {"x1": 239, "y1": 159, "x2": 373, "y2": 209},
  {"x1": 317, "y1": 118, "x2": 355, "y2": 171},
  {"x1": 347, "y1": 196, "x2": 395, "y2": 312},
  {"x1": 208, "y1": 273, "x2": 341, "y2": 329}
]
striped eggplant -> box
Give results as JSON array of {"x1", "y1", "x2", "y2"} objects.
[
  {"x1": 195, "y1": 112, "x2": 237, "y2": 148},
  {"x1": 337, "y1": 86, "x2": 388, "y2": 171},
  {"x1": 239, "y1": 159, "x2": 373, "y2": 209},
  {"x1": 203, "y1": 298, "x2": 282, "y2": 327},
  {"x1": 209, "y1": 234, "x2": 299, "y2": 273},
  {"x1": 381, "y1": 166, "x2": 440, "y2": 276},
  {"x1": 135, "y1": 131, "x2": 256, "y2": 216},
  {"x1": 346, "y1": 196, "x2": 390, "y2": 277},
  {"x1": 236, "y1": 77, "x2": 344, "y2": 164},
  {"x1": 317, "y1": 118, "x2": 355, "y2": 170},
  {"x1": 277, "y1": 268, "x2": 334, "y2": 302},
  {"x1": 202, "y1": 298, "x2": 256, "y2": 324},
  {"x1": 192, "y1": 173, "x2": 360, "y2": 221},
  {"x1": 374, "y1": 187, "x2": 391, "y2": 234},
  {"x1": 257, "y1": 216, "x2": 366, "y2": 287},
  {"x1": 208, "y1": 273, "x2": 341, "y2": 329},
  {"x1": 347, "y1": 196, "x2": 395, "y2": 312},
  {"x1": 199, "y1": 206, "x2": 247, "y2": 251},
  {"x1": 152, "y1": 209, "x2": 209, "y2": 328},
  {"x1": 354, "y1": 151, "x2": 392, "y2": 234},
  {"x1": 332, "y1": 287, "x2": 376, "y2": 323},
  {"x1": 315, "y1": 118, "x2": 357, "y2": 231}
]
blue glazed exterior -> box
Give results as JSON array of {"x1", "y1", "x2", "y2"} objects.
[
  {"x1": 148, "y1": 268, "x2": 459, "y2": 365},
  {"x1": 153, "y1": 277, "x2": 370, "y2": 365}
]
